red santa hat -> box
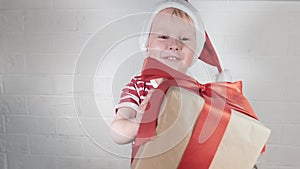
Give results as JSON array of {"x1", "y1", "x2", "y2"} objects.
[{"x1": 139, "y1": 0, "x2": 223, "y2": 73}]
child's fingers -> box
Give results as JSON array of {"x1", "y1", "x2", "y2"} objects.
[
  {"x1": 142, "y1": 89, "x2": 155, "y2": 105},
  {"x1": 138, "y1": 90, "x2": 154, "y2": 114},
  {"x1": 136, "y1": 89, "x2": 156, "y2": 122}
]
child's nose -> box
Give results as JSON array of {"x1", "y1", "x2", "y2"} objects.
[{"x1": 167, "y1": 38, "x2": 182, "y2": 51}]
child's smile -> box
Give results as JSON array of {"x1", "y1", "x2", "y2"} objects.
[{"x1": 161, "y1": 50, "x2": 182, "y2": 61}]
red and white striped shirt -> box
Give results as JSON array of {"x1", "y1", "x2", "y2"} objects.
[{"x1": 115, "y1": 76, "x2": 158, "y2": 113}]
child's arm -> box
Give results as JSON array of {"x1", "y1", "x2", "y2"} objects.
[
  {"x1": 111, "y1": 89, "x2": 153, "y2": 144},
  {"x1": 111, "y1": 107, "x2": 139, "y2": 144}
]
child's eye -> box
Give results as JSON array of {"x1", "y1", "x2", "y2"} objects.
[
  {"x1": 158, "y1": 35, "x2": 169, "y2": 39},
  {"x1": 180, "y1": 37, "x2": 190, "y2": 41}
]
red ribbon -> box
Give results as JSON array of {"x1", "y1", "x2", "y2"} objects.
[{"x1": 132, "y1": 57, "x2": 259, "y2": 168}]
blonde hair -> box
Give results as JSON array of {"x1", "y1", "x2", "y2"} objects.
[{"x1": 165, "y1": 7, "x2": 193, "y2": 23}]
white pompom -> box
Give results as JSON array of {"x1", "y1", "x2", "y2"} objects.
[{"x1": 215, "y1": 69, "x2": 232, "y2": 82}]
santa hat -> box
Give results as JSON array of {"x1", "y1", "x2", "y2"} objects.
[{"x1": 139, "y1": 0, "x2": 223, "y2": 73}]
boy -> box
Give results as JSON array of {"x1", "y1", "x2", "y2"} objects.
[
  {"x1": 111, "y1": 2, "x2": 263, "y2": 169},
  {"x1": 111, "y1": 0, "x2": 207, "y2": 145}
]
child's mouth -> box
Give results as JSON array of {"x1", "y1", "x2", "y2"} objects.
[
  {"x1": 165, "y1": 56, "x2": 179, "y2": 61},
  {"x1": 159, "y1": 51, "x2": 183, "y2": 64},
  {"x1": 161, "y1": 53, "x2": 182, "y2": 61}
]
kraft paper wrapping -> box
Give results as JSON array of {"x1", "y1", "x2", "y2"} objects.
[
  {"x1": 132, "y1": 87, "x2": 271, "y2": 169},
  {"x1": 209, "y1": 109, "x2": 271, "y2": 169},
  {"x1": 132, "y1": 87, "x2": 204, "y2": 169}
]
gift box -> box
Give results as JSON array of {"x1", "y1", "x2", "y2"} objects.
[
  {"x1": 132, "y1": 86, "x2": 271, "y2": 169},
  {"x1": 131, "y1": 58, "x2": 271, "y2": 169}
]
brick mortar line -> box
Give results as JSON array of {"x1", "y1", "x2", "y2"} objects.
[{"x1": 0, "y1": 76, "x2": 3, "y2": 94}]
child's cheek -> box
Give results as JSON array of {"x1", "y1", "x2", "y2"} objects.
[
  {"x1": 154, "y1": 39, "x2": 166, "y2": 50},
  {"x1": 184, "y1": 42, "x2": 195, "y2": 52},
  {"x1": 183, "y1": 48, "x2": 195, "y2": 66}
]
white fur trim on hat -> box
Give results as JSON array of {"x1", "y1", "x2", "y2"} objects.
[
  {"x1": 215, "y1": 69, "x2": 232, "y2": 82},
  {"x1": 139, "y1": 0, "x2": 206, "y2": 63}
]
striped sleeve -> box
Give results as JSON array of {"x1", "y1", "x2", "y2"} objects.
[{"x1": 114, "y1": 76, "x2": 155, "y2": 114}]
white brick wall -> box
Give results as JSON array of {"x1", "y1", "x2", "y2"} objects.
[
  {"x1": 29, "y1": 135, "x2": 81, "y2": 156},
  {"x1": 0, "y1": 96, "x2": 27, "y2": 114},
  {"x1": 25, "y1": 54, "x2": 77, "y2": 74},
  {"x1": 0, "y1": 153, "x2": 7, "y2": 169},
  {"x1": 0, "y1": 0, "x2": 300, "y2": 169},
  {"x1": 0, "y1": 115, "x2": 4, "y2": 133},
  {"x1": 0, "y1": 134, "x2": 29, "y2": 153},
  {"x1": 57, "y1": 157, "x2": 111, "y2": 169},
  {"x1": 3, "y1": 75, "x2": 73, "y2": 95},
  {"x1": 7, "y1": 153, "x2": 59, "y2": 169},
  {"x1": 6, "y1": 116, "x2": 56, "y2": 134},
  {"x1": 25, "y1": 10, "x2": 77, "y2": 33},
  {"x1": 0, "y1": 10, "x2": 25, "y2": 32},
  {"x1": 27, "y1": 96, "x2": 76, "y2": 117}
]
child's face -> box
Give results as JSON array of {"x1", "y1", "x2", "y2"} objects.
[{"x1": 147, "y1": 8, "x2": 196, "y2": 73}]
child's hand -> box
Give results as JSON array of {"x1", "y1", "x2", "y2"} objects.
[{"x1": 136, "y1": 89, "x2": 155, "y2": 123}]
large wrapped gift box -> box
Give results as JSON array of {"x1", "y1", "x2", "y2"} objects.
[{"x1": 132, "y1": 87, "x2": 271, "y2": 169}]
